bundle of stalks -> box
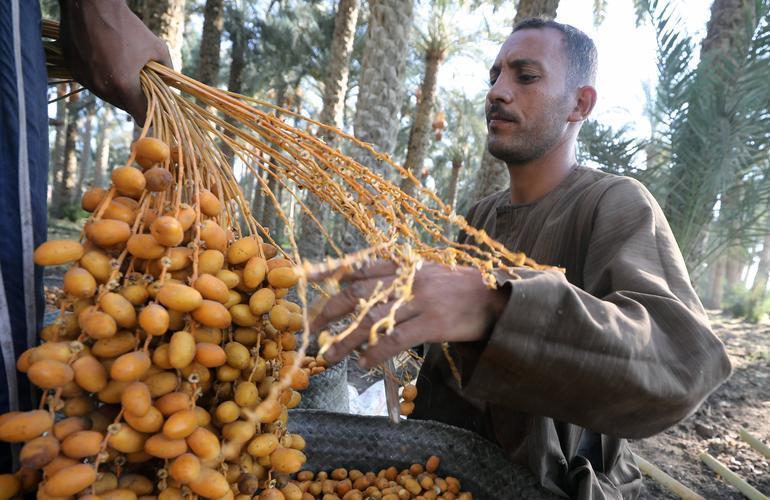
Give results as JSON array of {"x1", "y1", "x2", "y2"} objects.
[
  {"x1": 0, "y1": 21, "x2": 554, "y2": 499},
  {"x1": 42, "y1": 19, "x2": 556, "y2": 380}
]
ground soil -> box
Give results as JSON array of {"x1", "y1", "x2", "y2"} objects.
[{"x1": 632, "y1": 313, "x2": 770, "y2": 499}]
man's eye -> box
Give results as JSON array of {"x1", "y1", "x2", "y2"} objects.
[
  {"x1": 519, "y1": 74, "x2": 538, "y2": 83},
  {"x1": 488, "y1": 77, "x2": 498, "y2": 87}
]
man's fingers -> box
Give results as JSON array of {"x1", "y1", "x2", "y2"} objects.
[
  {"x1": 321, "y1": 301, "x2": 420, "y2": 365},
  {"x1": 309, "y1": 285, "x2": 359, "y2": 332},
  {"x1": 322, "y1": 324, "x2": 369, "y2": 365},
  {"x1": 307, "y1": 260, "x2": 397, "y2": 284},
  {"x1": 359, "y1": 316, "x2": 424, "y2": 369},
  {"x1": 338, "y1": 260, "x2": 398, "y2": 284},
  {"x1": 310, "y1": 276, "x2": 395, "y2": 331}
]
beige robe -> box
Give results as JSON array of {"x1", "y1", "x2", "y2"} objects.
[{"x1": 411, "y1": 166, "x2": 731, "y2": 499}]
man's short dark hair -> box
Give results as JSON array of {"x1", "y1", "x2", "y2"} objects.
[{"x1": 512, "y1": 18, "x2": 598, "y2": 88}]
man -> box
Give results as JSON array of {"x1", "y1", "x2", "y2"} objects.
[
  {"x1": 311, "y1": 19, "x2": 731, "y2": 499},
  {"x1": 0, "y1": 0, "x2": 169, "y2": 472}
]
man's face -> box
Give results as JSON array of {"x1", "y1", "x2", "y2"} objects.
[{"x1": 486, "y1": 28, "x2": 574, "y2": 165}]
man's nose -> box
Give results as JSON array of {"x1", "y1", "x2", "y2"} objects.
[{"x1": 487, "y1": 78, "x2": 513, "y2": 104}]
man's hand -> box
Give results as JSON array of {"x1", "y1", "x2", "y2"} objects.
[
  {"x1": 58, "y1": 0, "x2": 173, "y2": 125},
  {"x1": 310, "y1": 261, "x2": 509, "y2": 368}
]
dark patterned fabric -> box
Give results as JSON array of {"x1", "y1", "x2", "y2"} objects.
[
  {"x1": 412, "y1": 167, "x2": 731, "y2": 499},
  {"x1": 0, "y1": 0, "x2": 48, "y2": 474}
]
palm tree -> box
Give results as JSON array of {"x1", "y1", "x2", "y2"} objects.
[
  {"x1": 249, "y1": 1, "x2": 335, "y2": 243},
  {"x1": 514, "y1": 0, "x2": 560, "y2": 22},
  {"x1": 747, "y1": 228, "x2": 770, "y2": 320},
  {"x1": 50, "y1": 88, "x2": 81, "y2": 219},
  {"x1": 643, "y1": 0, "x2": 770, "y2": 274},
  {"x1": 340, "y1": 0, "x2": 415, "y2": 252},
  {"x1": 75, "y1": 100, "x2": 97, "y2": 200},
  {"x1": 50, "y1": 84, "x2": 68, "y2": 200},
  {"x1": 142, "y1": 0, "x2": 187, "y2": 69},
  {"x1": 318, "y1": 0, "x2": 360, "y2": 144},
  {"x1": 351, "y1": 0, "x2": 415, "y2": 172},
  {"x1": 576, "y1": 120, "x2": 645, "y2": 177},
  {"x1": 419, "y1": 88, "x2": 486, "y2": 221},
  {"x1": 92, "y1": 107, "x2": 113, "y2": 189},
  {"x1": 298, "y1": 0, "x2": 360, "y2": 261},
  {"x1": 225, "y1": 3, "x2": 247, "y2": 96},
  {"x1": 399, "y1": 14, "x2": 451, "y2": 198},
  {"x1": 197, "y1": 0, "x2": 224, "y2": 86}
]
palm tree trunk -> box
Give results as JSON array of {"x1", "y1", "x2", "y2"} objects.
[
  {"x1": 724, "y1": 250, "x2": 744, "y2": 291},
  {"x1": 221, "y1": 4, "x2": 247, "y2": 174},
  {"x1": 472, "y1": 149, "x2": 509, "y2": 202},
  {"x1": 75, "y1": 102, "x2": 97, "y2": 199},
  {"x1": 399, "y1": 44, "x2": 445, "y2": 198},
  {"x1": 342, "y1": 0, "x2": 414, "y2": 253},
  {"x1": 197, "y1": 0, "x2": 224, "y2": 86},
  {"x1": 298, "y1": 0, "x2": 360, "y2": 261},
  {"x1": 352, "y1": 0, "x2": 414, "y2": 173},
  {"x1": 261, "y1": 85, "x2": 289, "y2": 242},
  {"x1": 747, "y1": 232, "x2": 770, "y2": 319},
  {"x1": 92, "y1": 107, "x2": 113, "y2": 189},
  {"x1": 514, "y1": 0, "x2": 560, "y2": 23},
  {"x1": 701, "y1": 0, "x2": 757, "y2": 55},
  {"x1": 51, "y1": 92, "x2": 80, "y2": 219},
  {"x1": 706, "y1": 257, "x2": 726, "y2": 309},
  {"x1": 751, "y1": 234, "x2": 770, "y2": 296},
  {"x1": 251, "y1": 168, "x2": 268, "y2": 223},
  {"x1": 143, "y1": 0, "x2": 186, "y2": 70},
  {"x1": 227, "y1": 8, "x2": 246, "y2": 95},
  {"x1": 319, "y1": 0, "x2": 359, "y2": 144},
  {"x1": 446, "y1": 158, "x2": 462, "y2": 210},
  {"x1": 50, "y1": 84, "x2": 68, "y2": 203},
  {"x1": 241, "y1": 169, "x2": 256, "y2": 210},
  {"x1": 663, "y1": 0, "x2": 759, "y2": 262}
]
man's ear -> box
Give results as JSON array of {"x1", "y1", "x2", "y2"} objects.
[{"x1": 568, "y1": 86, "x2": 597, "y2": 123}]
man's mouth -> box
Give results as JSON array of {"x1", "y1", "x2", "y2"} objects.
[
  {"x1": 487, "y1": 115, "x2": 519, "y2": 130},
  {"x1": 486, "y1": 106, "x2": 519, "y2": 125}
]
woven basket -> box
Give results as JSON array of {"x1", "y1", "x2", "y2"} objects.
[
  {"x1": 297, "y1": 357, "x2": 350, "y2": 413},
  {"x1": 287, "y1": 409, "x2": 556, "y2": 500}
]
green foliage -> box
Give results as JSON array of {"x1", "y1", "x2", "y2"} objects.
[
  {"x1": 723, "y1": 284, "x2": 770, "y2": 322},
  {"x1": 429, "y1": 89, "x2": 487, "y2": 215},
  {"x1": 593, "y1": 0, "x2": 608, "y2": 27},
  {"x1": 40, "y1": 0, "x2": 60, "y2": 19},
  {"x1": 746, "y1": 296, "x2": 770, "y2": 323},
  {"x1": 249, "y1": 1, "x2": 335, "y2": 99},
  {"x1": 576, "y1": 120, "x2": 646, "y2": 177},
  {"x1": 642, "y1": 0, "x2": 770, "y2": 271},
  {"x1": 54, "y1": 202, "x2": 89, "y2": 223}
]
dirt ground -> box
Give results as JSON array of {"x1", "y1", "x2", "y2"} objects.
[{"x1": 632, "y1": 313, "x2": 770, "y2": 499}]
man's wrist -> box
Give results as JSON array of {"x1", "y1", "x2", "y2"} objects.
[
  {"x1": 479, "y1": 284, "x2": 509, "y2": 340},
  {"x1": 489, "y1": 286, "x2": 510, "y2": 317}
]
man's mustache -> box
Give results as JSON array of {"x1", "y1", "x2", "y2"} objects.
[{"x1": 486, "y1": 103, "x2": 520, "y2": 124}]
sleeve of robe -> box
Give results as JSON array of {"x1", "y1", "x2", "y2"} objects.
[{"x1": 460, "y1": 177, "x2": 732, "y2": 439}]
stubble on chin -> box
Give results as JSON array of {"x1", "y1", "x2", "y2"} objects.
[{"x1": 487, "y1": 133, "x2": 536, "y2": 166}]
